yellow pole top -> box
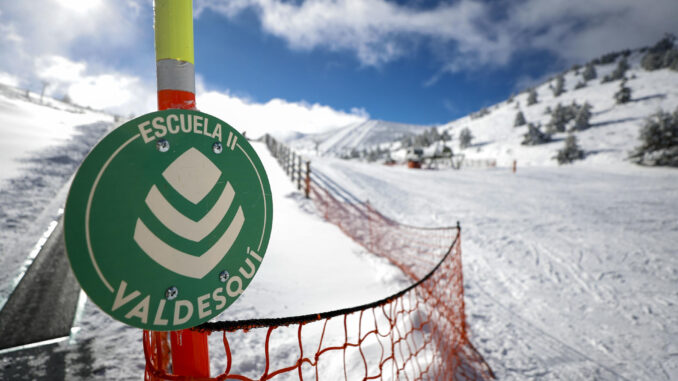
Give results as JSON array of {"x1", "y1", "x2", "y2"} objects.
[{"x1": 154, "y1": 0, "x2": 195, "y2": 64}]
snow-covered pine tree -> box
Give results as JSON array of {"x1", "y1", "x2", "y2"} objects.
[
  {"x1": 574, "y1": 81, "x2": 586, "y2": 90},
  {"x1": 459, "y1": 127, "x2": 473, "y2": 149},
  {"x1": 428, "y1": 127, "x2": 441, "y2": 143},
  {"x1": 367, "y1": 149, "x2": 379, "y2": 162},
  {"x1": 641, "y1": 34, "x2": 678, "y2": 71},
  {"x1": 582, "y1": 63, "x2": 597, "y2": 81},
  {"x1": 544, "y1": 106, "x2": 552, "y2": 115},
  {"x1": 552, "y1": 75, "x2": 565, "y2": 97},
  {"x1": 564, "y1": 101, "x2": 580, "y2": 121},
  {"x1": 629, "y1": 108, "x2": 678, "y2": 167},
  {"x1": 514, "y1": 111, "x2": 526, "y2": 127},
  {"x1": 414, "y1": 133, "x2": 429, "y2": 148},
  {"x1": 441, "y1": 130, "x2": 452, "y2": 143},
  {"x1": 555, "y1": 134, "x2": 585, "y2": 164},
  {"x1": 602, "y1": 57, "x2": 629, "y2": 83},
  {"x1": 527, "y1": 88, "x2": 538, "y2": 106},
  {"x1": 521, "y1": 123, "x2": 551, "y2": 145},
  {"x1": 400, "y1": 135, "x2": 413, "y2": 148},
  {"x1": 546, "y1": 103, "x2": 568, "y2": 133},
  {"x1": 571, "y1": 102, "x2": 592, "y2": 131},
  {"x1": 614, "y1": 79, "x2": 632, "y2": 104}
]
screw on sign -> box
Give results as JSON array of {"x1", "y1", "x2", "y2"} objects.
[{"x1": 64, "y1": 109, "x2": 273, "y2": 331}]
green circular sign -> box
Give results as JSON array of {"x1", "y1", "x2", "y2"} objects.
[{"x1": 64, "y1": 109, "x2": 272, "y2": 331}]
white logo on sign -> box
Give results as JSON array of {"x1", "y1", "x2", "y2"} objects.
[{"x1": 133, "y1": 147, "x2": 245, "y2": 279}]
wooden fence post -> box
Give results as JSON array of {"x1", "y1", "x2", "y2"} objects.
[
  {"x1": 305, "y1": 161, "x2": 311, "y2": 199},
  {"x1": 297, "y1": 156, "x2": 302, "y2": 190}
]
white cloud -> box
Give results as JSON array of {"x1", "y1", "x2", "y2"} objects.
[
  {"x1": 196, "y1": 0, "x2": 501, "y2": 67},
  {"x1": 35, "y1": 55, "x2": 156, "y2": 116},
  {"x1": 0, "y1": 72, "x2": 21, "y2": 88},
  {"x1": 196, "y1": 79, "x2": 368, "y2": 138},
  {"x1": 0, "y1": 0, "x2": 369, "y2": 133},
  {"x1": 26, "y1": 55, "x2": 366, "y2": 134},
  {"x1": 197, "y1": 0, "x2": 678, "y2": 79},
  {"x1": 0, "y1": 0, "x2": 152, "y2": 96},
  {"x1": 36, "y1": 56, "x2": 86, "y2": 84},
  {"x1": 505, "y1": 0, "x2": 678, "y2": 63}
]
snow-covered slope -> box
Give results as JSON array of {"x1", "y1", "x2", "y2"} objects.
[
  {"x1": 440, "y1": 51, "x2": 678, "y2": 168},
  {"x1": 292, "y1": 49, "x2": 678, "y2": 168},
  {"x1": 0, "y1": 84, "x2": 116, "y2": 183},
  {"x1": 0, "y1": 84, "x2": 116, "y2": 308},
  {"x1": 290, "y1": 119, "x2": 429, "y2": 156}
]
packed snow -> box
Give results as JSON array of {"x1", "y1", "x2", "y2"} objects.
[{"x1": 312, "y1": 158, "x2": 678, "y2": 380}]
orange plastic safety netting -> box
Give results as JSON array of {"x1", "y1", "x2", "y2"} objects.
[{"x1": 142, "y1": 139, "x2": 493, "y2": 380}]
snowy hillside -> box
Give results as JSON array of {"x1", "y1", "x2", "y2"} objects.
[
  {"x1": 440, "y1": 50, "x2": 678, "y2": 168},
  {"x1": 289, "y1": 119, "x2": 429, "y2": 156},
  {"x1": 290, "y1": 44, "x2": 678, "y2": 168},
  {"x1": 0, "y1": 84, "x2": 117, "y2": 183},
  {"x1": 0, "y1": 84, "x2": 115, "y2": 309}
]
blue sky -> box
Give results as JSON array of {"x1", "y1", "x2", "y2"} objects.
[{"x1": 1, "y1": 0, "x2": 677, "y2": 136}]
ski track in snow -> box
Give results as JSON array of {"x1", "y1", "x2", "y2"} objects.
[{"x1": 313, "y1": 157, "x2": 678, "y2": 380}]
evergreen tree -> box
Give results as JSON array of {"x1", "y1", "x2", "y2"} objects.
[
  {"x1": 574, "y1": 81, "x2": 586, "y2": 90},
  {"x1": 551, "y1": 75, "x2": 565, "y2": 97},
  {"x1": 614, "y1": 79, "x2": 632, "y2": 104},
  {"x1": 544, "y1": 106, "x2": 552, "y2": 115},
  {"x1": 441, "y1": 130, "x2": 452, "y2": 143},
  {"x1": 428, "y1": 127, "x2": 441, "y2": 143},
  {"x1": 555, "y1": 134, "x2": 585, "y2": 164},
  {"x1": 602, "y1": 57, "x2": 629, "y2": 83},
  {"x1": 546, "y1": 103, "x2": 568, "y2": 133},
  {"x1": 564, "y1": 101, "x2": 580, "y2": 121},
  {"x1": 413, "y1": 133, "x2": 429, "y2": 148},
  {"x1": 614, "y1": 57, "x2": 629, "y2": 77},
  {"x1": 470, "y1": 107, "x2": 490, "y2": 119},
  {"x1": 582, "y1": 63, "x2": 597, "y2": 81},
  {"x1": 527, "y1": 88, "x2": 538, "y2": 106},
  {"x1": 514, "y1": 111, "x2": 526, "y2": 127},
  {"x1": 641, "y1": 34, "x2": 678, "y2": 71},
  {"x1": 366, "y1": 149, "x2": 379, "y2": 162},
  {"x1": 459, "y1": 128, "x2": 473, "y2": 149},
  {"x1": 522, "y1": 123, "x2": 551, "y2": 145},
  {"x1": 571, "y1": 102, "x2": 592, "y2": 131},
  {"x1": 629, "y1": 108, "x2": 678, "y2": 167}
]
